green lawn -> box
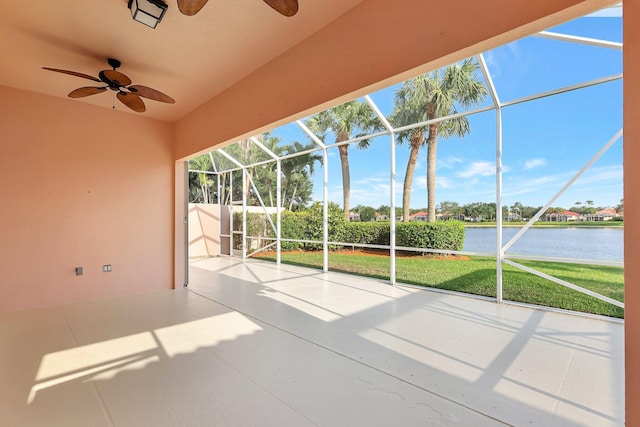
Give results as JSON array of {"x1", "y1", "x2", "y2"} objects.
[{"x1": 253, "y1": 251, "x2": 624, "y2": 318}]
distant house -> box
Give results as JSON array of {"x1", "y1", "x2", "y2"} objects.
[
  {"x1": 410, "y1": 211, "x2": 428, "y2": 221},
  {"x1": 349, "y1": 211, "x2": 360, "y2": 222},
  {"x1": 545, "y1": 210, "x2": 580, "y2": 222},
  {"x1": 506, "y1": 211, "x2": 521, "y2": 221},
  {"x1": 585, "y1": 208, "x2": 619, "y2": 221},
  {"x1": 374, "y1": 212, "x2": 388, "y2": 221}
]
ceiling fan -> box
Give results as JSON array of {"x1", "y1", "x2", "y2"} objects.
[
  {"x1": 177, "y1": 0, "x2": 299, "y2": 17},
  {"x1": 42, "y1": 58, "x2": 175, "y2": 113}
]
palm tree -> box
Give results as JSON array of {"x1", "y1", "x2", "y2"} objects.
[
  {"x1": 280, "y1": 141, "x2": 322, "y2": 210},
  {"x1": 188, "y1": 154, "x2": 214, "y2": 203},
  {"x1": 222, "y1": 134, "x2": 281, "y2": 206},
  {"x1": 306, "y1": 100, "x2": 380, "y2": 221},
  {"x1": 510, "y1": 201, "x2": 523, "y2": 220},
  {"x1": 391, "y1": 58, "x2": 487, "y2": 222},
  {"x1": 249, "y1": 133, "x2": 282, "y2": 207}
]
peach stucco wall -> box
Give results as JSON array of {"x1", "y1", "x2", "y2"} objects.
[
  {"x1": 624, "y1": 0, "x2": 639, "y2": 423},
  {"x1": 0, "y1": 86, "x2": 174, "y2": 312},
  {"x1": 188, "y1": 203, "x2": 220, "y2": 258}
]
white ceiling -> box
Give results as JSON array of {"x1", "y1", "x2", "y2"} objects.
[{"x1": 0, "y1": 0, "x2": 364, "y2": 122}]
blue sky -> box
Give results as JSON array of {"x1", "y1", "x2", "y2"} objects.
[{"x1": 266, "y1": 8, "x2": 623, "y2": 211}]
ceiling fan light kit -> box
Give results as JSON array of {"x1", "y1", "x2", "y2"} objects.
[{"x1": 128, "y1": 0, "x2": 168, "y2": 29}]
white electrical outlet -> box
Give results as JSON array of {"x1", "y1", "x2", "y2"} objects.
[{"x1": 103, "y1": 265, "x2": 112, "y2": 272}]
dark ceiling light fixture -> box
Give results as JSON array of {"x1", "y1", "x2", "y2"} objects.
[{"x1": 128, "y1": 0, "x2": 168, "y2": 29}]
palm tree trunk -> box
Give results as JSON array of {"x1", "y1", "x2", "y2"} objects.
[
  {"x1": 282, "y1": 179, "x2": 290, "y2": 210},
  {"x1": 289, "y1": 184, "x2": 298, "y2": 211},
  {"x1": 338, "y1": 144, "x2": 351, "y2": 221},
  {"x1": 402, "y1": 141, "x2": 421, "y2": 222},
  {"x1": 220, "y1": 173, "x2": 226, "y2": 205},
  {"x1": 426, "y1": 125, "x2": 438, "y2": 222},
  {"x1": 245, "y1": 172, "x2": 251, "y2": 204}
]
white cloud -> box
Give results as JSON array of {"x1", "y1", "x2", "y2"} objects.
[
  {"x1": 438, "y1": 156, "x2": 464, "y2": 170},
  {"x1": 437, "y1": 176, "x2": 454, "y2": 189},
  {"x1": 523, "y1": 158, "x2": 547, "y2": 170},
  {"x1": 574, "y1": 165, "x2": 622, "y2": 185},
  {"x1": 483, "y1": 42, "x2": 521, "y2": 79},
  {"x1": 500, "y1": 164, "x2": 623, "y2": 206},
  {"x1": 353, "y1": 174, "x2": 388, "y2": 186},
  {"x1": 412, "y1": 176, "x2": 427, "y2": 190},
  {"x1": 456, "y1": 161, "x2": 497, "y2": 178}
]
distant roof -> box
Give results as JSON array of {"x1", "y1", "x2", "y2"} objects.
[{"x1": 596, "y1": 208, "x2": 617, "y2": 215}]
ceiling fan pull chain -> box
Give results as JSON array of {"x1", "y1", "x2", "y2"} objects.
[{"x1": 112, "y1": 91, "x2": 116, "y2": 110}]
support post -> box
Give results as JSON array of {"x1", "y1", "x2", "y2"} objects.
[
  {"x1": 229, "y1": 172, "x2": 234, "y2": 256},
  {"x1": 495, "y1": 107, "x2": 504, "y2": 303},
  {"x1": 242, "y1": 169, "x2": 247, "y2": 261},
  {"x1": 389, "y1": 131, "x2": 397, "y2": 285},
  {"x1": 183, "y1": 161, "x2": 189, "y2": 287},
  {"x1": 479, "y1": 53, "x2": 503, "y2": 303},
  {"x1": 276, "y1": 159, "x2": 282, "y2": 265},
  {"x1": 217, "y1": 173, "x2": 221, "y2": 256},
  {"x1": 323, "y1": 147, "x2": 329, "y2": 272},
  {"x1": 364, "y1": 95, "x2": 395, "y2": 285}
]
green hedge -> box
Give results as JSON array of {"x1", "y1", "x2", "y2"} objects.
[
  {"x1": 280, "y1": 211, "x2": 308, "y2": 250},
  {"x1": 235, "y1": 206, "x2": 464, "y2": 253},
  {"x1": 343, "y1": 222, "x2": 390, "y2": 246},
  {"x1": 342, "y1": 221, "x2": 464, "y2": 251},
  {"x1": 396, "y1": 221, "x2": 464, "y2": 251}
]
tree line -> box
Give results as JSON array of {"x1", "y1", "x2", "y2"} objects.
[{"x1": 349, "y1": 198, "x2": 623, "y2": 223}]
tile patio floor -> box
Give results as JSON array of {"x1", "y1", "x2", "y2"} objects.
[{"x1": 1, "y1": 256, "x2": 624, "y2": 426}]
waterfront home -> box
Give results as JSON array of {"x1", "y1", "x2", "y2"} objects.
[
  {"x1": 586, "y1": 208, "x2": 620, "y2": 221},
  {"x1": 545, "y1": 210, "x2": 580, "y2": 222}
]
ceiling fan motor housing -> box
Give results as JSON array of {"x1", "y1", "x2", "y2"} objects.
[{"x1": 99, "y1": 71, "x2": 122, "y2": 91}]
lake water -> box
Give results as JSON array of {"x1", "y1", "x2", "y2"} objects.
[{"x1": 463, "y1": 227, "x2": 624, "y2": 261}]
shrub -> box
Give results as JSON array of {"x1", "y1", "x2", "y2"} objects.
[
  {"x1": 280, "y1": 211, "x2": 307, "y2": 251},
  {"x1": 303, "y1": 202, "x2": 347, "y2": 250},
  {"x1": 396, "y1": 221, "x2": 465, "y2": 251},
  {"x1": 233, "y1": 210, "x2": 464, "y2": 253},
  {"x1": 343, "y1": 222, "x2": 390, "y2": 246}
]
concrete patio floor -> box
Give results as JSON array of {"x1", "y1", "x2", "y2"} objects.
[{"x1": 1, "y1": 256, "x2": 624, "y2": 426}]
